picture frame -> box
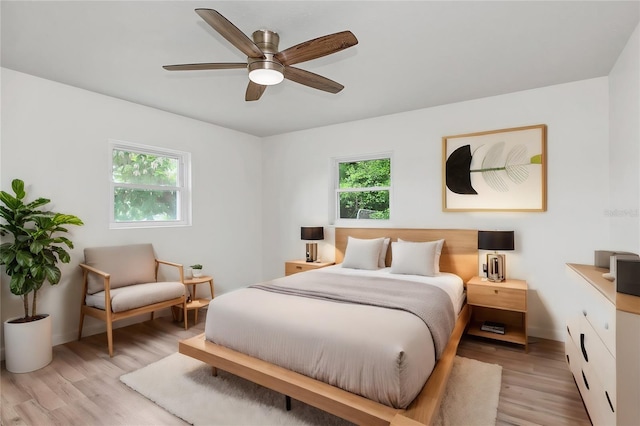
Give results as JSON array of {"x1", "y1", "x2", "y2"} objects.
[{"x1": 442, "y1": 124, "x2": 547, "y2": 212}]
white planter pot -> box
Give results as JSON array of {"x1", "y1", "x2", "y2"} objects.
[
  {"x1": 192, "y1": 270, "x2": 203, "y2": 278},
  {"x1": 4, "y1": 314, "x2": 53, "y2": 373}
]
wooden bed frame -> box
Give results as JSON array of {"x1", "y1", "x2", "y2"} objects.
[{"x1": 179, "y1": 228, "x2": 478, "y2": 425}]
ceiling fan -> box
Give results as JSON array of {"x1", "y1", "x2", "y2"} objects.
[{"x1": 163, "y1": 9, "x2": 358, "y2": 101}]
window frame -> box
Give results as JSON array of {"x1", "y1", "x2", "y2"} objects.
[
  {"x1": 108, "y1": 139, "x2": 192, "y2": 229},
  {"x1": 331, "y1": 152, "x2": 393, "y2": 224}
]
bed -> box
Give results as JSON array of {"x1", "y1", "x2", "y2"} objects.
[{"x1": 179, "y1": 228, "x2": 478, "y2": 425}]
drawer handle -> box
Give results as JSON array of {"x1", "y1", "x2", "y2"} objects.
[
  {"x1": 582, "y1": 371, "x2": 589, "y2": 390},
  {"x1": 566, "y1": 354, "x2": 570, "y2": 365},
  {"x1": 566, "y1": 325, "x2": 571, "y2": 337},
  {"x1": 580, "y1": 333, "x2": 589, "y2": 362},
  {"x1": 295, "y1": 266, "x2": 302, "y2": 270},
  {"x1": 605, "y1": 391, "x2": 615, "y2": 413},
  {"x1": 583, "y1": 309, "x2": 587, "y2": 317},
  {"x1": 494, "y1": 289, "x2": 498, "y2": 294},
  {"x1": 604, "y1": 322, "x2": 609, "y2": 330}
]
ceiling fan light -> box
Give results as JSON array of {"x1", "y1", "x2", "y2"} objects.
[{"x1": 248, "y1": 60, "x2": 285, "y2": 86}]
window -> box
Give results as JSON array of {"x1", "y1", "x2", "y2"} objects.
[
  {"x1": 109, "y1": 140, "x2": 191, "y2": 229},
  {"x1": 334, "y1": 154, "x2": 392, "y2": 220}
]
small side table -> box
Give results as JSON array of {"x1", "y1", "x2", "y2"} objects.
[{"x1": 181, "y1": 275, "x2": 214, "y2": 327}]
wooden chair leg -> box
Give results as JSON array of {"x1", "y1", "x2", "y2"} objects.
[
  {"x1": 183, "y1": 299, "x2": 188, "y2": 330},
  {"x1": 212, "y1": 367, "x2": 218, "y2": 376},
  {"x1": 78, "y1": 310, "x2": 85, "y2": 340},
  {"x1": 107, "y1": 321, "x2": 114, "y2": 357}
]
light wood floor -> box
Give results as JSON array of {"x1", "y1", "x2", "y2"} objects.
[{"x1": 1, "y1": 314, "x2": 590, "y2": 426}]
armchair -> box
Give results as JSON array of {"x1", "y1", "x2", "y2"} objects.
[{"x1": 78, "y1": 243, "x2": 187, "y2": 356}]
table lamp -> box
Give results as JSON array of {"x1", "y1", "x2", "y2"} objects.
[
  {"x1": 478, "y1": 231, "x2": 515, "y2": 282},
  {"x1": 301, "y1": 226, "x2": 324, "y2": 262}
]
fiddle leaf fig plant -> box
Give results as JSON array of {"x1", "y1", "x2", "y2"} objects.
[{"x1": 0, "y1": 179, "x2": 83, "y2": 322}]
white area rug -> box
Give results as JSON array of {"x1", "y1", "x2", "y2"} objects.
[{"x1": 121, "y1": 353, "x2": 501, "y2": 426}]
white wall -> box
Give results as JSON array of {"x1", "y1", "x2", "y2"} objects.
[
  {"x1": 609, "y1": 23, "x2": 639, "y2": 253},
  {"x1": 1, "y1": 69, "x2": 263, "y2": 354},
  {"x1": 262, "y1": 77, "x2": 610, "y2": 341}
]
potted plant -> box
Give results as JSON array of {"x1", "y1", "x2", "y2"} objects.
[
  {"x1": 190, "y1": 264, "x2": 203, "y2": 278},
  {"x1": 0, "y1": 179, "x2": 83, "y2": 373}
]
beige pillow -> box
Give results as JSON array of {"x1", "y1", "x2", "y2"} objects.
[
  {"x1": 342, "y1": 237, "x2": 385, "y2": 270},
  {"x1": 398, "y1": 238, "x2": 445, "y2": 273}
]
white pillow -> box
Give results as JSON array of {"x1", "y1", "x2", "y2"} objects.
[
  {"x1": 398, "y1": 238, "x2": 445, "y2": 273},
  {"x1": 379, "y1": 238, "x2": 390, "y2": 268},
  {"x1": 342, "y1": 237, "x2": 384, "y2": 270},
  {"x1": 391, "y1": 240, "x2": 438, "y2": 276}
]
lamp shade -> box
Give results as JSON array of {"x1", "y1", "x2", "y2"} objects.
[
  {"x1": 301, "y1": 226, "x2": 324, "y2": 241},
  {"x1": 478, "y1": 231, "x2": 514, "y2": 251}
]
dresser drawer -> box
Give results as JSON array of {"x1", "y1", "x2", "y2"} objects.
[
  {"x1": 581, "y1": 357, "x2": 616, "y2": 426},
  {"x1": 467, "y1": 284, "x2": 526, "y2": 311},
  {"x1": 579, "y1": 316, "x2": 616, "y2": 408},
  {"x1": 582, "y1": 277, "x2": 616, "y2": 357},
  {"x1": 565, "y1": 331, "x2": 581, "y2": 379}
]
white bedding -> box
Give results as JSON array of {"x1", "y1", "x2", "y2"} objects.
[
  {"x1": 204, "y1": 266, "x2": 465, "y2": 409},
  {"x1": 314, "y1": 265, "x2": 466, "y2": 314}
]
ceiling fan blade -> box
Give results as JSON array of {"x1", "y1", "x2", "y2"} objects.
[
  {"x1": 284, "y1": 67, "x2": 344, "y2": 94},
  {"x1": 195, "y1": 9, "x2": 265, "y2": 59},
  {"x1": 275, "y1": 31, "x2": 358, "y2": 66},
  {"x1": 163, "y1": 63, "x2": 247, "y2": 71},
  {"x1": 245, "y1": 81, "x2": 267, "y2": 101}
]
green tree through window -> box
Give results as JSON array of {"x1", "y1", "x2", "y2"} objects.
[
  {"x1": 110, "y1": 141, "x2": 190, "y2": 228},
  {"x1": 337, "y1": 157, "x2": 391, "y2": 219}
]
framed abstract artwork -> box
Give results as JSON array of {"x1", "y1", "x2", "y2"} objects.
[{"x1": 442, "y1": 124, "x2": 547, "y2": 212}]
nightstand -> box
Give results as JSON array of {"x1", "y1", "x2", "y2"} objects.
[
  {"x1": 285, "y1": 260, "x2": 335, "y2": 276},
  {"x1": 466, "y1": 276, "x2": 528, "y2": 351}
]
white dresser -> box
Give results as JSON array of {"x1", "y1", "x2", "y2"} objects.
[{"x1": 565, "y1": 264, "x2": 640, "y2": 426}]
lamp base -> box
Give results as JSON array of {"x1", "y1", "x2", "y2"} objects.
[
  {"x1": 487, "y1": 253, "x2": 506, "y2": 282},
  {"x1": 306, "y1": 242, "x2": 318, "y2": 262}
]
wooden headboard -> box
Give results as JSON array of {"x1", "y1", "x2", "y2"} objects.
[{"x1": 334, "y1": 228, "x2": 479, "y2": 283}]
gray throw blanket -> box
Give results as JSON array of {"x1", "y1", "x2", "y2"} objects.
[{"x1": 251, "y1": 271, "x2": 455, "y2": 359}]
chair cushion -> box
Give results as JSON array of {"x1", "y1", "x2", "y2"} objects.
[
  {"x1": 85, "y1": 281, "x2": 185, "y2": 313},
  {"x1": 84, "y1": 244, "x2": 156, "y2": 295}
]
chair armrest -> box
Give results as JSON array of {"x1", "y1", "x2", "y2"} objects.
[
  {"x1": 79, "y1": 263, "x2": 113, "y2": 312},
  {"x1": 156, "y1": 259, "x2": 183, "y2": 268},
  {"x1": 155, "y1": 259, "x2": 185, "y2": 282},
  {"x1": 79, "y1": 263, "x2": 110, "y2": 278}
]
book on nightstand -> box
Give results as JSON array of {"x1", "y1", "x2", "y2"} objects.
[{"x1": 481, "y1": 321, "x2": 506, "y2": 335}]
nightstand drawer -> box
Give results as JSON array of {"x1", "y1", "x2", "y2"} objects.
[
  {"x1": 467, "y1": 284, "x2": 526, "y2": 311},
  {"x1": 285, "y1": 262, "x2": 315, "y2": 275},
  {"x1": 285, "y1": 260, "x2": 335, "y2": 276}
]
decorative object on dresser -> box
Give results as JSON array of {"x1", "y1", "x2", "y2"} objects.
[
  {"x1": 442, "y1": 124, "x2": 547, "y2": 212},
  {"x1": 566, "y1": 263, "x2": 640, "y2": 426},
  {"x1": 285, "y1": 260, "x2": 335, "y2": 276},
  {"x1": 593, "y1": 250, "x2": 638, "y2": 281},
  {"x1": 478, "y1": 230, "x2": 514, "y2": 282},
  {"x1": 300, "y1": 226, "x2": 324, "y2": 262},
  {"x1": 466, "y1": 276, "x2": 528, "y2": 351},
  {"x1": 615, "y1": 255, "x2": 640, "y2": 296}
]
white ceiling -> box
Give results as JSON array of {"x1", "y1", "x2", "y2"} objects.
[{"x1": 2, "y1": 1, "x2": 638, "y2": 137}]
